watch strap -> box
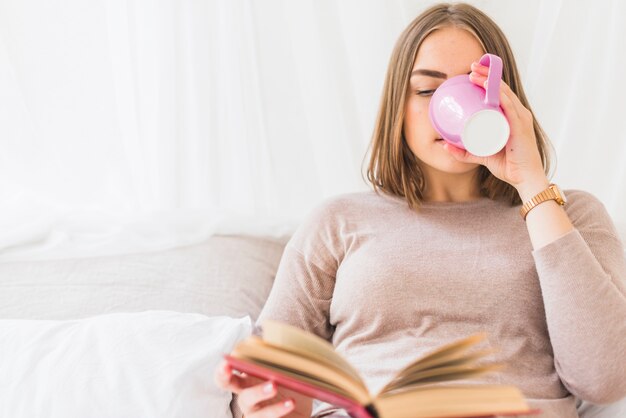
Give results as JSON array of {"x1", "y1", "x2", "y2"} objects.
[{"x1": 519, "y1": 183, "x2": 565, "y2": 220}]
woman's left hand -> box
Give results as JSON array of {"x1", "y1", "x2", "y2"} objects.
[{"x1": 442, "y1": 60, "x2": 547, "y2": 189}]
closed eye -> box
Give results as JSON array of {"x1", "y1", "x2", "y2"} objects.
[{"x1": 415, "y1": 89, "x2": 436, "y2": 96}]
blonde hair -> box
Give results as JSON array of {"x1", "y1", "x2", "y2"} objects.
[{"x1": 365, "y1": 2, "x2": 554, "y2": 209}]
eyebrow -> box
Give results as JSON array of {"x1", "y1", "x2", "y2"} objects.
[
  {"x1": 410, "y1": 69, "x2": 472, "y2": 79},
  {"x1": 411, "y1": 69, "x2": 447, "y2": 79}
]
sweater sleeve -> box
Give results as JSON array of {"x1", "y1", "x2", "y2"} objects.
[
  {"x1": 532, "y1": 190, "x2": 626, "y2": 404},
  {"x1": 255, "y1": 198, "x2": 344, "y2": 342}
]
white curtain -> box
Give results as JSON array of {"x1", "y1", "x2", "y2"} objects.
[{"x1": 0, "y1": 0, "x2": 625, "y2": 260}]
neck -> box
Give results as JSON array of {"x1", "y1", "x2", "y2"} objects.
[{"x1": 422, "y1": 168, "x2": 482, "y2": 203}]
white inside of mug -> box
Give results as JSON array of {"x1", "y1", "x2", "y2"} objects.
[{"x1": 462, "y1": 110, "x2": 510, "y2": 157}]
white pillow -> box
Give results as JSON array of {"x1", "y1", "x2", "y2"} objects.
[
  {"x1": 0, "y1": 311, "x2": 251, "y2": 418},
  {"x1": 0, "y1": 235, "x2": 286, "y2": 322}
]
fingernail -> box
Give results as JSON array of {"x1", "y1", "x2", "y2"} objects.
[
  {"x1": 283, "y1": 399, "x2": 294, "y2": 408},
  {"x1": 263, "y1": 382, "x2": 275, "y2": 393}
]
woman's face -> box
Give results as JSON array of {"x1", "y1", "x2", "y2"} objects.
[{"x1": 403, "y1": 26, "x2": 485, "y2": 177}]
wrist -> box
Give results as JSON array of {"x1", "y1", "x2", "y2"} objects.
[{"x1": 515, "y1": 175, "x2": 550, "y2": 203}]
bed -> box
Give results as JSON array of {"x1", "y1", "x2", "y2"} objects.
[{"x1": 0, "y1": 233, "x2": 624, "y2": 417}]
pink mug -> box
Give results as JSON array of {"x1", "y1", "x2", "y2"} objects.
[{"x1": 429, "y1": 53, "x2": 510, "y2": 157}]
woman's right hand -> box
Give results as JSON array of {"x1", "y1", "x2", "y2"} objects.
[{"x1": 214, "y1": 360, "x2": 297, "y2": 417}]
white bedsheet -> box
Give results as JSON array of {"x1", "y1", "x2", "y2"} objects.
[{"x1": 0, "y1": 311, "x2": 251, "y2": 418}]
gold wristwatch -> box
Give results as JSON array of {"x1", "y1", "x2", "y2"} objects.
[{"x1": 519, "y1": 183, "x2": 567, "y2": 220}]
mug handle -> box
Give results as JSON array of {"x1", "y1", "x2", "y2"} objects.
[{"x1": 479, "y1": 54, "x2": 503, "y2": 107}]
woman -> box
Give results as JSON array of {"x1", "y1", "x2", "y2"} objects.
[{"x1": 215, "y1": 3, "x2": 626, "y2": 417}]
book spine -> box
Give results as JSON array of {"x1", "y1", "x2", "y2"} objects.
[{"x1": 364, "y1": 403, "x2": 379, "y2": 418}]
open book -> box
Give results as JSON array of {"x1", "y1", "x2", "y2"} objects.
[{"x1": 223, "y1": 320, "x2": 539, "y2": 418}]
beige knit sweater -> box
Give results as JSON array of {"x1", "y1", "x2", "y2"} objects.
[{"x1": 256, "y1": 189, "x2": 626, "y2": 418}]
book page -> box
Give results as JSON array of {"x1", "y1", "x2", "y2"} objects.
[
  {"x1": 377, "y1": 333, "x2": 492, "y2": 395},
  {"x1": 234, "y1": 356, "x2": 355, "y2": 399},
  {"x1": 261, "y1": 319, "x2": 365, "y2": 384},
  {"x1": 379, "y1": 363, "x2": 503, "y2": 395},
  {"x1": 374, "y1": 385, "x2": 530, "y2": 418},
  {"x1": 396, "y1": 347, "x2": 496, "y2": 377},
  {"x1": 232, "y1": 336, "x2": 372, "y2": 405},
  {"x1": 379, "y1": 348, "x2": 498, "y2": 394}
]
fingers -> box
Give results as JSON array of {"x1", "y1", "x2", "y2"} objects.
[
  {"x1": 469, "y1": 64, "x2": 530, "y2": 137},
  {"x1": 497, "y1": 85, "x2": 521, "y2": 120},
  {"x1": 469, "y1": 61, "x2": 527, "y2": 120},
  {"x1": 470, "y1": 61, "x2": 489, "y2": 76},
  {"x1": 239, "y1": 381, "x2": 296, "y2": 417},
  {"x1": 214, "y1": 361, "x2": 297, "y2": 417},
  {"x1": 248, "y1": 398, "x2": 295, "y2": 418},
  {"x1": 214, "y1": 361, "x2": 295, "y2": 416},
  {"x1": 214, "y1": 360, "x2": 257, "y2": 393},
  {"x1": 238, "y1": 381, "x2": 278, "y2": 408}
]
